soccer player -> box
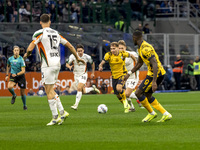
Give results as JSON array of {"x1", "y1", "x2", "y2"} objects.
[
  {"x1": 5, "y1": 46, "x2": 27, "y2": 110},
  {"x1": 66, "y1": 44, "x2": 100, "y2": 110},
  {"x1": 99, "y1": 42, "x2": 136, "y2": 113},
  {"x1": 118, "y1": 40, "x2": 142, "y2": 111},
  {"x1": 124, "y1": 31, "x2": 172, "y2": 122},
  {"x1": 23, "y1": 14, "x2": 85, "y2": 126}
]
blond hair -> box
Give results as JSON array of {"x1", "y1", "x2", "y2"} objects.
[{"x1": 118, "y1": 40, "x2": 126, "y2": 46}]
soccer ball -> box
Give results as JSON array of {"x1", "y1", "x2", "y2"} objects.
[
  {"x1": 97, "y1": 104, "x2": 108, "y2": 113},
  {"x1": 38, "y1": 90, "x2": 44, "y2": 96}
]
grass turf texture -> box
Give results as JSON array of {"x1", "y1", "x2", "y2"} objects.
[{"x1": 0, "y1": 92, "x2": 200, "y2": 150}]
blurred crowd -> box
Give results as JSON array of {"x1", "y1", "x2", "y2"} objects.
[{"x1": 0, "y1": 0, "x2": 199, "y2": 23}]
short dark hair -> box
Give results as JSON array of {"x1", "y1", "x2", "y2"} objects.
[
  {"x1": 133, "y1": 30, "x2": 143, "y2": 38},
  {"x1": 40, "y1": 14, "x2": 50, "y2": 23},
  {"x1": 110, "y1": 42, "x2": 119, "y2": 47},
  {"x1": 76, "y1": 44, "x2": 84, "y2": 49}
]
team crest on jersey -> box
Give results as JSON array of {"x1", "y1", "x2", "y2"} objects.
[{"x1": 115, "y1": 58, "x2": 119, "y2": 62}]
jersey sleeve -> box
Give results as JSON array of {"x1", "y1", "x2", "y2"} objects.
[
  {"x1": 59, "y1": 34, "x2": 68, "y2": 45},
  {"x1": 32, "y1": 30, "x2": 43, "y2": 45},
  {"x1": 122, "y1": 51, "x2": 130, "y2": 58},
  {"x1": 104, "y1": 52, "x2": 110, "y2": 61},
  {"x1": 87, "y1": 55, "x2": 93, "y2": 64},
  {"x1": 20, "y1": 58, "x2": 26, "y2": 67},
  {"x1": 141, "y1": 47, "x2": 155, "y2": 60},
  {"x1": 68, "y1": 54, "x2": 74, "y2": 64}
]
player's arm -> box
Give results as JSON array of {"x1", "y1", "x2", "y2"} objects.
[
  {"x1": 124, "y1": 56, "x2": 143, "y2": 81},
  {"x1": 15, "y1": 67, "x2": 26, "y2": 76},
  {"x1": 91, "y1": 62, "x2": 95, "y2": 78},
  {"x1": 150, "y1": 57, "x2": 158, "y2": 92},
  {"x1": 64, "y1": 42, "x2": 85, "y2": 65},
  {"x1": 24, "y1": 41, "x2": 36, "y2": 59},
  {"x1": 129, "y1": 54, "x2": 137, "y2": 64},
  {"x1": 66, "y1": 63, "x2": 73, "y2": 70},
  {"x1": 98, "y1": 60, "x2": 105, "y2": 72},
  {"x1": 5, "y1": 64, "x2": 10, "y2": 82}
]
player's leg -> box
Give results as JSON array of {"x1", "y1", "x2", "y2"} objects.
[
  {"x1": 125, "y1": 87, "x2": 135, "y2": 112},
  {"x1": 71, "y1": 82, "x2": 84, "y2": 110},
  {"x1": 135, "y1": 76, "x2": 157, "y2": 122},
  {"x1": 20, "y1": 88, "x2": 27, "y2": 110},
  {"x1": 53, "y1": 90, "x2": 69, "y2": 125},
  {"x1": 45, "y1": 84, "x2": 61, "y2": 126},
  {"x1": 116, "y1": 84, "x2": 130, "y2": 113},
  {"x1": 83, "y1": 85, "x2": 100, "y2": 94},
  {"x1": 146, "y1": 75, "x2": 172, "y2": 122},
  {"x1": 18, "y1": 74, "x2": 27, "y2": 110},
  {"x1": 7, "y1": 81, "x2": 17, "y2": 104}
]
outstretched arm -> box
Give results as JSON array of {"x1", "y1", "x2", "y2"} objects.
[
  {"x1": 24, "y1": 41, "x2": 36, "y2": 59},
  {"x1": 129, "y1": 54, "x2": 137, "y2": 64},
  {"x1": 66, "y1": 63, "x2": 73, "y2": 71},
  {"x1": 124, "y1": 56, "x2": 143, "y2": 81},
  {"x1": 99, "y1": 60, "x2": 106, "y2": 72},
  {"x1": 64, "y1": 42, "x2": 85, "y2": 64}
]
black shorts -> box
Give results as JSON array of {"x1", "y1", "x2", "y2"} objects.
[
  {"x1": 112, "y1": 76, "x2": 125, "y2": 95},
  {"x1": 138, "y1": 75, "x2": 164, "y2": 93},
  {"x1": 9, "y1": 74, "x2": 26, "y2": 89}
]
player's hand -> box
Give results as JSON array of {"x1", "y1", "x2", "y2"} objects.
[
  {"x1": 12, "y1": 74, "x2": 17, "y2": 77},
  {"x1": 5, "y1": 76, "x2": 8, "y2": 82},
  {"x1": 99, "y1": 66, "x2": 103, "y2": 72},
  {"x1": 77, "y1": 58, "x2": 85, "y2": 65},
  {"x1": 123, "y1": 74, "x2": 130, "y2": 82},
  {"x1": 152, "y1": 81, "x2": 157, "y2": 92},
  {"x1": 23, "y1": 53, "x2": 27, "y2": 60},
  {"x1": 91, "y1": 73, "x2": 95, "y2": 78},
  {"x1": 68, "y1": 66, "x2": 73, "y2": 71}
]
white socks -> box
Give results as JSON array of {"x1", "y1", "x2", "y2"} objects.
[
  {"x1": 55, "y1": 94, "x2": 64, "y2": 115},
  {"x1": 85, "y1": 87, "x2": 94, "y2": 93},
  {"x1": 129, "y1": 92, "x2": 138, "y2": 99},
  {"x1": 163, "y1": 111, "x2": 170, "y2": 115},
  {"x1": 127, "y1": 98, "x2": 135, "y2": 109},
  {"x1": 48, "y1": 99, "x2": 58, "y2": 118},
  {"x1": 75, "y1": 91, "x2": 82, "y2": 106},
  {"x1": 150, "y1": 111, "x2": 156, "y2": 115}
]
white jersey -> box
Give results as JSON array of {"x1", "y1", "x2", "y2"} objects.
[
  {"x1": 126, "y1": 51, "x2": 139, "y2": 80},
  {"x1": 32, "y1": 27, "x2": 68, "y2": 68},
  {"x1": 68, "y1": 53, "x2": 93, "y2": 76}
]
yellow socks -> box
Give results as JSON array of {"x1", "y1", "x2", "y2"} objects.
[
  {"x1": 150, "y1": 97, "x2": 166, "y2": 114},
  {"x1": 140, "y1": 97, "x2": 154, "y2": 113}
]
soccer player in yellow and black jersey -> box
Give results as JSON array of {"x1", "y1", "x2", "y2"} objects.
[
  {"x1": 99, "y1": 42, "x2": 136, "y2": 113},
  {"x1": 124, "y1": 31, "x2": 172, "y2": 122}
]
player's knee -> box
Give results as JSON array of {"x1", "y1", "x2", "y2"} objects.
[
  {"x1": 8, "y1": 86, "x2": 13, "y2": 90},
  {"x1": 125, "y1": 92, "x2": 130, "y2": 98},
  {"x1": 116, "y1": 85, "x2": 122, "y2": 93}
]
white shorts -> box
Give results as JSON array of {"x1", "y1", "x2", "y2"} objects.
[
  {"x1": 126, "y1": 79, "x2": 139, "y2": 89},
  {"x1": 41, "y1": 66, "x2": 60, "y2": 84},
  {"x1": 74, "y1": 73, "x2": 88, "y2": 86}
]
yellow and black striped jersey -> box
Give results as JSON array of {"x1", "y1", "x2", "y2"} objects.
[
  {"x1": 138, "y1": 40, "x2": 166, "y2": 77},
  {"x1": 104, "y1": 51, "x2": 129, "y2": 79}
]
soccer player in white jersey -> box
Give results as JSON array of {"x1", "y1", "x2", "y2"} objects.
[
  {"x1": 66, "y1": 44, "x2": 100, "y2": 110},
  {"x1": 23, "y1": 14, "x2": 85, "y2": 126},
  {"x1": 118, "y1": 40, "x2": 142, "y2": 111}
]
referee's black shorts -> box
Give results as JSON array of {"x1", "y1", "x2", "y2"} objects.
[{"x1": 9, "y1": 74, "x2": 26, "y2": 89}]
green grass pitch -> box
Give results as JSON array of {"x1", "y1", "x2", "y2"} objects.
[{"x1": 0, "y1": 92, "x2": 200, "y2": 150}]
